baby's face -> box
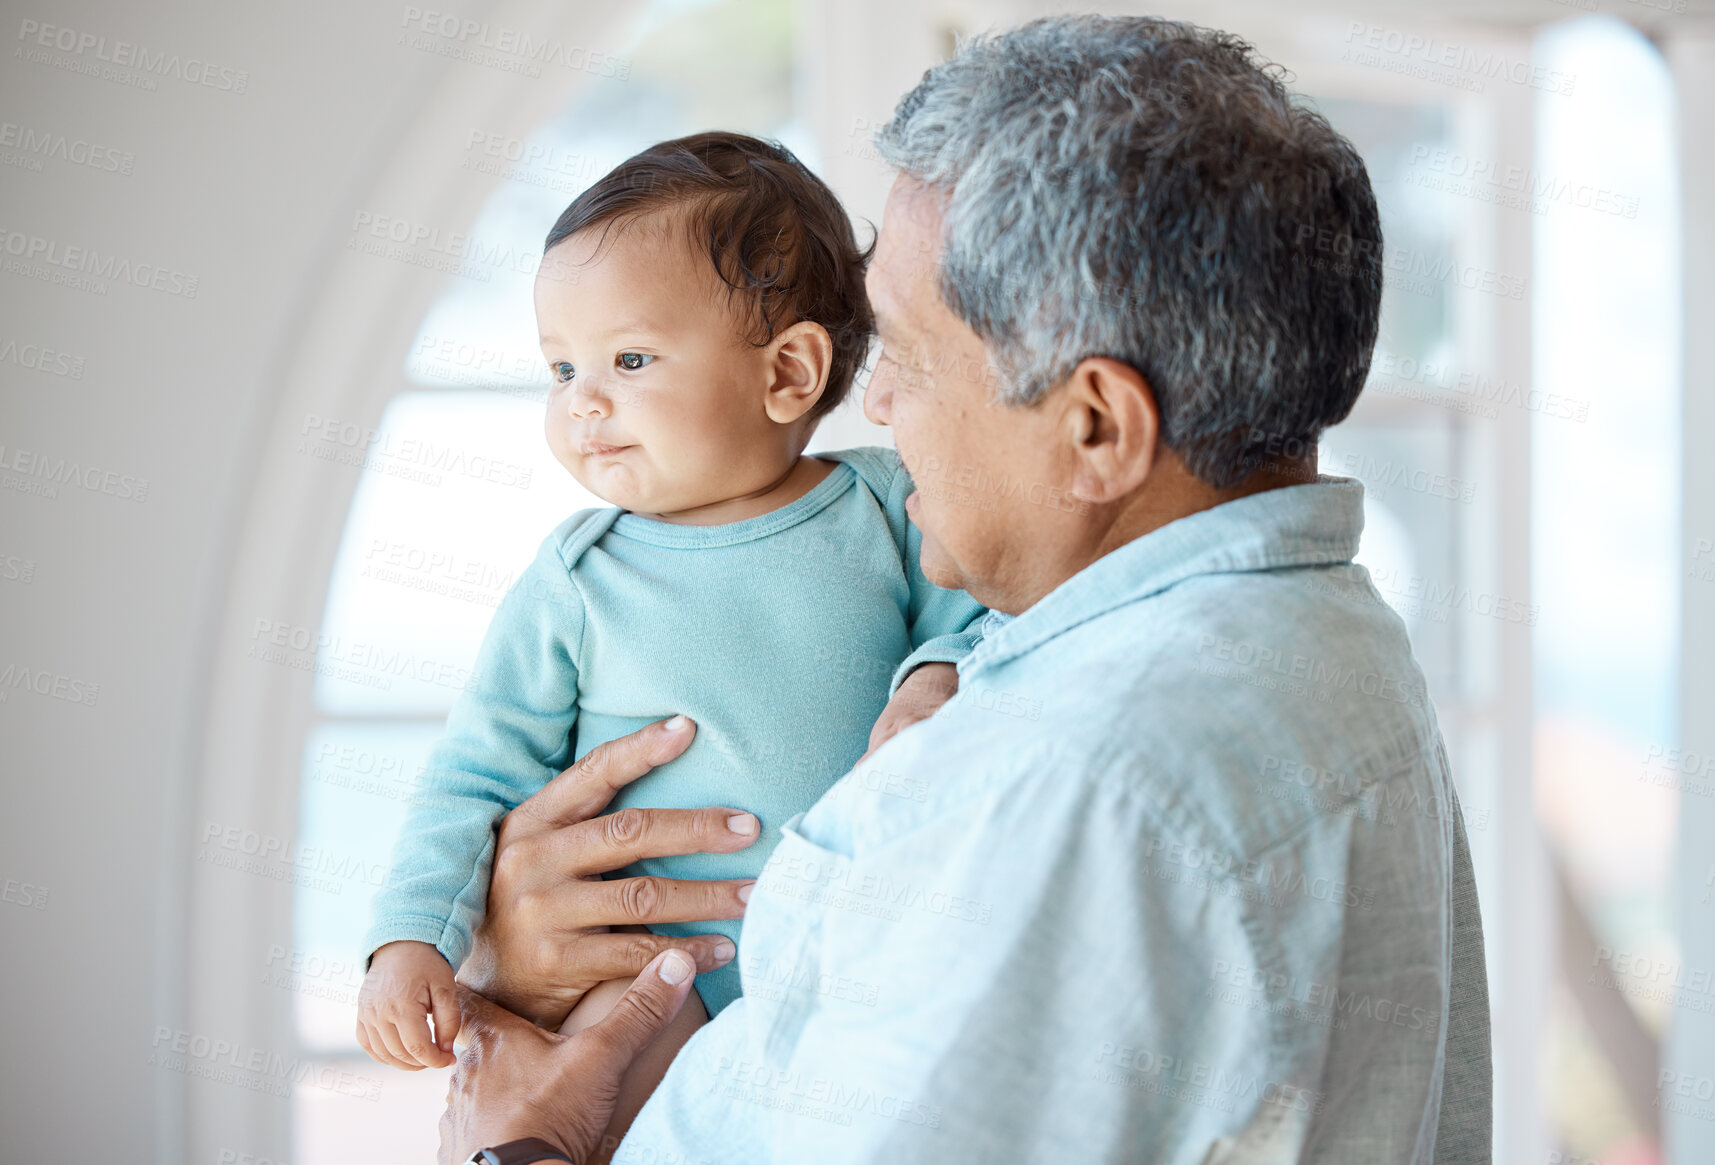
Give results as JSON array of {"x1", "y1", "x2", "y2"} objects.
[{"x1": 535, "y1": 215, "x2": 791, "y2": 520}]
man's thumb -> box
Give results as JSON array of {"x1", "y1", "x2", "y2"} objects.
[{"x1": 588, "y1": 949, "x2": 696, "y2": 1060}]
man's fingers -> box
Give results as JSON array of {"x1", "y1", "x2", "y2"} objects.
[
  {"x1": 552, "y1": 930, "x2": 738, "y2": 984},
  {"x1": 579, "y1": 950, "x2": 696, "y2": 1065},
  {"x1": 510, "y1": 717, "x2": 697, "y2": 839},
  {"x1": 509, "y1": 871, "x2": 752, "y2": 942},
  {"x1": 585, "y1": 874, "x2": 756, "y2": 928},
  {"x1": 437, "y1": 1102, "x2": 457, "y2": 1165},
  {"x1": 453, "y1": 982, "x2": 537, "y2": 1051},
  {"x1": 455, "y1": 982, "x2": 506, "y2": 1039},
  {"x1": 544, "y1": 806, "x2": 760, "y2": 878}
]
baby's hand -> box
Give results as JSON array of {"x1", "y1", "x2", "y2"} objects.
[
  {"x1": 357, "y1": 940, "x2": 460, "y2": 1070},
  {"x1": 861, "y1": 661, "x2": 960, "y2": 762}
]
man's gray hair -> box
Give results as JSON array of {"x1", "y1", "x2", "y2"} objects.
[{"x1": 875, "y1": 16, "x2": 1383, "y2": 488}]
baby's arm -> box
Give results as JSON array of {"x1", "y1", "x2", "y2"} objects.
[
  {"x1": 864, "y1": 659, "x2": 960, "y2": 760},
  {"x1": 357, "y1": 940, "x2": 460, "y2": 1069},
  {"x1": 559, "y1": 935, "x2": 711, "y2": 1164},
  {"x1": 359, "y1": 519, "x2": 593, "y2": 1068}
]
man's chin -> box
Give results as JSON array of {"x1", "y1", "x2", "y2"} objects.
[{"x1": 917, "y1": 534, "x2": 967, "y2": 593}]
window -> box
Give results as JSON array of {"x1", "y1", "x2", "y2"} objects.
[
  {"x1": 1531, "y1": 17, "x2": 1678, "y2": 1161},
  {"x1": 288, "y1": 0, "x2": 802, "y2": 1156}
]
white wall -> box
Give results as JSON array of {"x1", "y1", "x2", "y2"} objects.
[{"x1": 0, "y1": 0, "x2": 605, "y2": 1156}]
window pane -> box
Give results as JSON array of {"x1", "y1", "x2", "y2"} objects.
[
  {"x1": 291, "y1": 721, "x2": 444, "y2": 1051},
  {"x1": 292, "y1": 5, "x2": 805, "y2": 1160},
  {"x1": 407, "y1": 0, "x2": 803, "y2": 401},
  {"x1": 1531, "y1": 17, "x2": 1679, "y2": 1160},
  {"x1": 1319, "y1": 419, "x2": 1463, "y2": 695},
  {"x1": 313, "y1": 390, "x2": 601, "y2": 716}
]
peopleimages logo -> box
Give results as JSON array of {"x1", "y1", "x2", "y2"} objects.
[
  {"x1": 1341, "y1": 22, "x2": 1576, "y2": 96},
  {"x1": 16, "y1": 19, "x2": 249, "y2": 93},
  {"x1": 0, "y1": 226, "x2": 199, "y2": 297},
  {"x1": 0, "y1": 337, "x2": 85, "y2": 379},
  {"x1": 0, "y1": 443, "x2": 149, "y2": 502},
  {"x1": 0, "y1": 120, "x2": 135, "y2": 174},
  {"x1": 397, "y1": 7, "x2": 631, "y2": 80},
  {"x1": 149, "y1": 1026, "x2": 381, "y2": 1100}
]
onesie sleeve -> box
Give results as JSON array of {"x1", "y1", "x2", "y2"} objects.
[
  {"x1": 868, "y1": 449, "x2": 989, "y2": 698},
  {"x1": 361, "y1": 521, "x2": 588, "y2": 972}
]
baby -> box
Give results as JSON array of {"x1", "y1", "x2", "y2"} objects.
[{"x1": 356, "y1": 132, "x2": 986, "y2": 1133}]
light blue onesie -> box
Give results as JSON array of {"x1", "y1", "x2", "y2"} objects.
[{"x1": 363, "y1": 446, "x2": 987, "y2": 1015}]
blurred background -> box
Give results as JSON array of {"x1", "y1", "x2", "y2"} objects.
[{"x1": 2, "y1": 0, "x2": 1712, "y2": 1160}]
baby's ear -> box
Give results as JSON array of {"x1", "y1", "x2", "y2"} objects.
[{"x1": 763, "y1": 321, "x2": 833, "y2": 424}]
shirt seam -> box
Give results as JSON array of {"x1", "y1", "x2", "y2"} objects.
[
  {"x1": 1080, "y1": 720, "x2": 1434, "y2": 863},
  {"x1": 609, "y1": 462, "x2": 857, "y2": 548},
  {"x1": 1078, "y1": 746, "x2": 1320, "y2": 1130},
  {"x1": 549, "y1": 525, "x2": 593, "y2": 669},
  {"x1": 965, "y1": 549, "x2": 1361, "y2": 680}
]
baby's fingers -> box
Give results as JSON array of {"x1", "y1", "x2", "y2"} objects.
[
  {"x1": 362, "y1": 1018, "x2": 416, "y2": 1070},
  {"x1": 394, "y1": 1003, "x2": 454, "y2": 1069},
  {"x1": 374, "y1": 1014, "x2": 425, "y2": 1069},
  {"x1": 429, "y1": 978, "x2": 461, "y2": 1054},
  {"x1": 355, "y1": 1020, "x2": 383, "y2": 1066}
]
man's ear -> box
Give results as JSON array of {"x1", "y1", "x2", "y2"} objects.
[
  {"x1": 762, "y1": 321, "x2": 834, "y2": 424},
  {"x1": 1061, "y1": 357, "x2": 1161, "y2": 503}
]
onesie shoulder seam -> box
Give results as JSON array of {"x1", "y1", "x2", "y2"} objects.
[
  {"x1": 548, "y1": 506, "x2": 621, "y2": 569},
  {"x1": 542, "y1": 507, "x2": 616, "y2": 661}
]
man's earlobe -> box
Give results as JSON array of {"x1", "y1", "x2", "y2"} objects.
[
  {"x1": 1066, "y1": 357, "x2": 1159, "y2": 503},
  {"x1": 764, "y1": 321, "x2": 834, "y2": 424}
]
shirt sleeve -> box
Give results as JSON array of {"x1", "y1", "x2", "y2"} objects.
[
  {"x1": 361, "y1": 525, "x2": 587, "y2": 972},
  {"x1": 877, "y1": 452, "x2": 989, "y2": 697}
]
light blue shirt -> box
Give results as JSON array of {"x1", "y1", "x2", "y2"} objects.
[
  {"x1": 363, "y1": 447, "x2": 988, "y2": 1015},
  {"x1": 620, "y1": 477, "x2": 1491, "y2": 1163}
]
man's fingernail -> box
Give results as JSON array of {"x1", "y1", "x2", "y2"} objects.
[
  {"x1": 713, "y1": 939, "x2": 736, "y2": 964},
  {"x1": 737, "y1": 882, "x2": 754, "y2": 904},
  {"x1": 665, "y1": 715, "x2": 691, "y2": 732},
  {"x1": 727, "y1": 813, "x2": 758, "y2": 835},
  {"x1": 659, "y1": 950, "x2": 694, "y2": 984}
]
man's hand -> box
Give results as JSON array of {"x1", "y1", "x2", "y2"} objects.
[
  {"x1": 861, "y1": 661, "x2": 959, "y2": 763},
  {"x1": 458, "y1": 716, "x2": 761, "y2": 1028},
  {"x1": 439, "y1": 950, "x2": 698, "y2": 1165}
]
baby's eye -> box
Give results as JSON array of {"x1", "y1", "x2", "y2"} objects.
[
  {"x1": 551, "y1": 361, "x2": 575, "y2": 383},
  {"x1": 617, "y1": 352, "x2": 654, "y2": 371}
]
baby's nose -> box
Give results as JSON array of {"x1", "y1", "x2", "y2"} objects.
[{"x1": 567, "y1": 381, "x2": 611, "y2": 419}]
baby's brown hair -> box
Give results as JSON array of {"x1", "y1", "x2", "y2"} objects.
[{"x1": 544, "y1": 132, "x2": 875, "y2": 426}]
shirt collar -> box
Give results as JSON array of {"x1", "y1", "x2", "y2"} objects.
[{"x1": 958, "y1": 476, "x2": 1367, "y2": 679}]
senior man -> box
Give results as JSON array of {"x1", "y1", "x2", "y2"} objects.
[{"x1": 440, "y1": 15, "x2": 1491, "y2": 1165}]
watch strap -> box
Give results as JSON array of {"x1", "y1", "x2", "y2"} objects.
[{"x1": 468, "y1": 1137, "x2": 576, "y2": 1164}]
